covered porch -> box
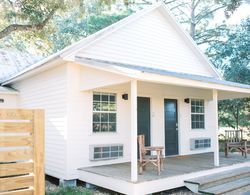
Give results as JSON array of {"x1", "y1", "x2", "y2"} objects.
[
  {"x1": 80, "y1": 152, "x2": 249, "y2": 182},
  {"x1": 77, "y1": 57, "x2": 250, "y2": 179},
  {"x1": 78, "y1": 153, "x2": 250, "y2": 194}
]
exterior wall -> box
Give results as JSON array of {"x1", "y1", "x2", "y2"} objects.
[
  {"x1": 11, "y1": 64, "x2": 68, "y2": 179},
  {"x1": 65, "y1": 63, "x2": 131, "y2": 179},
  {"x1": 76, "y1": 8, "x2": 218, "y2": 78},
  {"x1": 137, "y1": 82, "x2": 215, "y2": 156},
  {"x1": 0, "y1": 93, "x2": 19, "y2": 108}
]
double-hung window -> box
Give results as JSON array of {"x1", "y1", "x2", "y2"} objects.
[
  {"x1": 93, "y1": 92, "x2": 116, "y2": 132},
  {"x1": 191, "y1": 99, "x2": 205, "y2": 129}
]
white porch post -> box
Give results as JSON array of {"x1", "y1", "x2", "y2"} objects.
[
  {"x1": 130, "y1": 80, "x2": 138, "y2": 182},
  {"x1": 213, "y1": 89, "x2": 219, "y2": 166}
]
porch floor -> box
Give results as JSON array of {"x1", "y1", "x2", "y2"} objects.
[{"x1": 79, "y1": 152, "x2": 250, "y2": 183}]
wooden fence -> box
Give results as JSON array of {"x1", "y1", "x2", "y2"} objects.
[{"x1": 0, "y1": 109, "x2": 44, "y2": 195}]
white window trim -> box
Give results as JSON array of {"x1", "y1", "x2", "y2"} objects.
[
  {"x1": 191, "y1": 99, "x2": 205, "y2": 130},
  {"x1": 92, "y1": 92, "x2": 117, "y2": 133}
]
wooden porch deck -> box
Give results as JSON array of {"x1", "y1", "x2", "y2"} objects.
[{"x1": 79, "y1": 152, "x2": 250, "y2": 183}]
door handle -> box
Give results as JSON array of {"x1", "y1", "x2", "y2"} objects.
[{"x1": 176, "y1": 123, "x2": 178, "y2": 131}]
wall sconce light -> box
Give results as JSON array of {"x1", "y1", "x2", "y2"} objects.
[
  {"x1": 184, "y1": 98, "x2": 190, "y2": 104},
  {"x1": 122, "y1": 94, "x2": 128, "y2": 100}
]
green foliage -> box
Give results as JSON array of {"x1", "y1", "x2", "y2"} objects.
[
  {"x1": 47, "y1": 11, "x2": 130, "y2": 53},
  {"x1": 207, "y1": 18, "x2": 250, "y2": 130}
]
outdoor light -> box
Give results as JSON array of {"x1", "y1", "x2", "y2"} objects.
[
  {"x1": 184, "y1": 98, "x2": 190, "y2": 103},
  {"x1": 122, "y1": 94, "x2": 128, "y2": 100}
]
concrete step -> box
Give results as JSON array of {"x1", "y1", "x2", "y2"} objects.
[
  {"x1": 199, "y1": 177, "x2": 250, "y2": 195},
  {"x1": 184, "y1": 167, "x2": 250, "y2": 190}
]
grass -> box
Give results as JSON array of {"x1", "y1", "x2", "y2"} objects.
[{"x1": 46, "y1": 186, "x2": 93, "y2": 195}]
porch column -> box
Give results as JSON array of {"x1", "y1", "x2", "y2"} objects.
[
  {"x1": 213, "y1": 89, "x2": 219, "y2": 166},
  {"x1": 130, "y1": 80, "x2": 138, "y2": 182}
]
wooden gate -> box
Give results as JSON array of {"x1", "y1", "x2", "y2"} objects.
[{"x1": 0, "y1": 109, "x2": 44, "y2": 195}]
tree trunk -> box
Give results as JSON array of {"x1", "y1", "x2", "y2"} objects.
[{"x1": 190, "y1": 0, "x2": 196, "y2": 39}]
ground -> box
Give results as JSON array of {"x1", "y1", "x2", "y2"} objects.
[{"x1": 45, "y1": 180, "x2": 194, "y2": 195}]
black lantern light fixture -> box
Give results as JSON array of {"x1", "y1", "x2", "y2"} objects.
[
  {"x1": 184, "y1": 98, "x2": 190, "y2": 104},
  {"x1": 122, "y1": 94, "x2": 128, "y2": 100}
]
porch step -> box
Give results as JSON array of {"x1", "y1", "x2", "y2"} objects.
[
  {"x1": 184, "y1": 167, "x2": 250, "y2": 194},
  {"x1": 199, "y1": 177, "x2": 250, "y2": 195}
]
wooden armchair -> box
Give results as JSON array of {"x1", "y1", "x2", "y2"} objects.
[
  {"x1": 224, "y1": 130, "x2": 249, "y2": 158},
  {"x1": 138, "y1": 134, "x2": 164, "y2": 175}
]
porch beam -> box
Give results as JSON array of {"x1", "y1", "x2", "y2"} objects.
[
  {"x1": 213, "y1": 89, "x2": 219, "y2": 166},
  {"x1": 130, "y1": 80, "x2": 138, "y2": 182}
]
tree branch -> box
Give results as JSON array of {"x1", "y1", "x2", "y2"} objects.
[
  {"x1": 195, "y1": 5, "x2": 226, "y2": 25},
  {"x1": 0, "y1": 8, "x2": 56, "y2": 39}
]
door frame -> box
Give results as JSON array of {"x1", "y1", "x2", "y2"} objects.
[{"x1": 164, "y1": 98, "x2": 180, "y2": 156}]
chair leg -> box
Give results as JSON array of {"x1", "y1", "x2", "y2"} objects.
[
  {"x1": 157, "y1": 151, "x2": 161, "y2": 175},
  {"x1": 244, "y1": 142, "x2": 247, "y2": 158},
  {"x1": 225, "y1": 145, "x2": 229, "y2": 157},
  {"x1": 139, "y1": 162, "x2": 143, "y2": 175},
  {"x1": 161, "y1": 158, "x2": 164, "y2": 171}
]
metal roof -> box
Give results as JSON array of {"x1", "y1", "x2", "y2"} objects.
[
  {"x1": 76, "y1": 57, "x2": 250, "y2": 90},
  {"x1": 0, "y1": 49, "x2": 42, "y2": 83},
  {"x1": 0, "y1": 86, "x2": 18, "y2": 94}
]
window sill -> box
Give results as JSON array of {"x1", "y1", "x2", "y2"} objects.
[
  {"x1": 91, "y1": 131, "x2": 118, "y2": 135},
  {"x1": 190, "y1": 129, "x2": 206, "y2": 131},
  {"x1": 90, "y1": 157, "x2": 123, "y2": 161}
]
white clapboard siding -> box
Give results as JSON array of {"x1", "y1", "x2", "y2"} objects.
[
  {"x1": 0, "y1": 94, "x2": 19, "y2": 108},
  {"x1": 76, "y1": 8, "x2": 218, "y2": 78},
  {"x1": 65, "y1": 63, "x2": 132, "y2": 179},
  {"x1": 12, "y1": 64, "x2": 68, "y2": 179}
]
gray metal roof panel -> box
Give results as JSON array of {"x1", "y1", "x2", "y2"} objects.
[{"x1": 0, "y1": 49, "x2": 43, "y2": 83}]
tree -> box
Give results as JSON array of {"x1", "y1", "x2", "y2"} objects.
[
  {"x1": 163, "y1": 0, "x2": 242, "y2": 44},
  {"x1": 0, "y1": 0, "x2": 64, "y2": 39},
  {"x1": 207, "y1": 18, "x2": 250, "y2": 130}
]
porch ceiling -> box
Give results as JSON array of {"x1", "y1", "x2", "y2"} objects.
[{"x1": 76, "y1": 57, "x2": 250, "y2": 100}]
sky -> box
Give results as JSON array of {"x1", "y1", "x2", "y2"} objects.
[{"x1": 224, "y1": 4, "x2": 250, "y2": 24}]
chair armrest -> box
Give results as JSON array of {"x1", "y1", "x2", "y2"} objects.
[{"x1": 145, "y1": 146, "x2": 164, "y2": 151}]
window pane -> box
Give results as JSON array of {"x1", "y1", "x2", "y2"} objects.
[
  {"x1": 102, "y1": 152, "x2": 109, "y2": 158},
  {"x1": 111, "y1": 146, "x2": 118, "y2": 151},
  {"x1": 93, "y1": 102, "x2": 100, "y2": 111},
  {"x1": 101, "y1": 123, "x2": 108, "y2": 132},
  {"x1": 103, "y1": 147, "x2": 110, "y2": 152},
  {"x1": 94, "y1": 147, "x2": 101, "y2": 152},
  {"x1": 109, "y1": 113, "x2": 116, "y2": 122},
  {"x1": 94, "y1": 153, "x2": 101, "y2": 159},
  {"x1": 93, "y1": 113, "x2": 100, "y2": 122},
  {"x1": 101, "y1": 94, "x2": 109, "y2": 102},
  {"x1": 111, "y1": 152, "x2": 118, "y2": 157},
  {"x1": 119, "y1": 151, "x2": 123, "y2": 157},
  {"x1": 93, "y1": 123, "x2": 100, "y2": 132},
  {"x1": 109, "y1": 103, "x2": 116, "y2": 111},
  {"x1": 101, "y1": 102, "x2": 109, "y2": 111},
  {"x1": 109, "y1": 123, "x2": 116, "y2": 132},
  {"x1": 93, "y1": 94, "x2": 100, "y2": 101},
  {"x1": 101, "y1": 113, "x2": 108, "y2": 122},
  {"x1": 109, "y1": 95, "x2": 115, "y2": 102},
  {"x1": 119, "y1": 146, "x2": 123, "y2": 151}
]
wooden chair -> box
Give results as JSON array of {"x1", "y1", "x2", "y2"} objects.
[
  {"x1": 224, "y1": 130, "x2": 249, "y2": 158},
  {"x1": 138, "y1": 134, "x2": 164, "y2": 175}
]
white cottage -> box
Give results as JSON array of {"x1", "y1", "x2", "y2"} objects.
[{"x1": 1, "y1": 3, "x2": 250, "y2": 195}]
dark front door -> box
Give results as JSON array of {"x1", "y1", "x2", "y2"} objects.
[
  {"x1": 164, "y1": 99, "x2": 178, "y2": 156},
  {"x1": 137, "y1": 97, "x2": 151, "y2": 146}
]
